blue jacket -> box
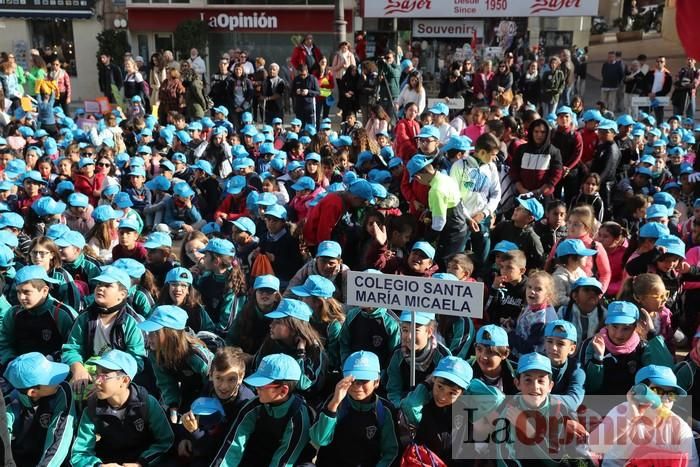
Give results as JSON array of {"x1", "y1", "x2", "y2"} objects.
[{"x1": 163, "y1": 197, "x2": 202, "y2": 229}]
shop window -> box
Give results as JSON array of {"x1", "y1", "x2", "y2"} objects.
[
  {"x1": 207, "y1": 0, "x2": 330, "y2": 4},
  {"x1": 137, "y1": 34, "x2": 149, "y2": 63},
  {"x1": 29, "y1": 19, "x2": 77, "y2": 76}
]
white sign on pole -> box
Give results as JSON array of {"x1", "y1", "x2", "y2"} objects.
[
  {"x1": 346, "y1": 271, "x2": 484, "y2": 318},
  {"x1": 365, "y1": 0, "x2": 600, "y2": 18},
  {"x1": 412, "y1": 20, "x2": 484, "y2": 38}
]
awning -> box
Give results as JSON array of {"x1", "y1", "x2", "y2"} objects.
[{"x1": 0, "y1": 0, "x2": 95, "y2": 19}]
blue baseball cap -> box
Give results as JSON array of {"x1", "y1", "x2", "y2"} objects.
[
  {"x1": 112, "y1": 258, "x2": 146, "y2": 279},
  {"x1": 173, "y1": 182, "x2": 195, "y2": 198},
  {"x1": 635, "y1": 365, "x2": 687, "y2": 395},
  {"x1": 128, "y1": 167, "x2": 147, "y2": 178},
  {"x1": 517, "y1": 352, "x2": 552, "y2": 375},
  {"x1": 45, "y1": 224, "x2": 70, "y2": 241},
  {"x1": 582, "y1": 109, "x2": 603, "y2": 122},
  {"x1": 411, "y1": 241, "x2": 435, "y2": 260},
  {"x1": 429, "y1": 102, "x2": 449, "y2": 116},
  {"x1": 254, "y1": 274, "x2": 280, "y2": 291},
  {"x1": 191, "y1": 397, "x2": 225, "y2": 417},
  {"x1": 597, "y1": 119, "x2": 618, "y2": 133},
  {"x1": 264, "y1": 204, "x2": 288, "y2": 220},
  {"x1": 95, "y1": 349, "x2": 138, "y2": 380},
  {"x1": 245, "y1": 353, "x2": 301, "y2": 386},
  {"x1": 226, "y1": 176, "x2": 247, "y2": 195},
  {"x1": 399, "y1": 310, "x2": 435, "y2": 325},
  {"x1": 356, "y1": 150, "x2": 375, "y2": 167},
  {"x1": 232, "y1": 216, "x2": 256, "y2": 235},
  {"x1": 476, "y1": 324, "x2": 509, "y2": 347},
  {"x1": 343, "y1": 351, "x2": 380, "y2": 380},
  {"x1": 4, "y1": 160, "x2": 26, "y2": 179},
  {"x1": 92, "y1": 205, "x2": 123, "y2": 223},
  {"x1": 67, "y1": 193, "x2": 90, "y2": 208},
  {"x1": 555, "y1": 239, "x2": 597, "y2": 257},
  {"x1": 159, "y1": 160, "x2": 176, "y2": 173},
  {"x1": 164, "y1": 267, "x2": 193, "y2": 285},
  {"x1": 645, "y1": 204, "x2": 669, "y2": 219},
  {"x1": 92, "y1": 266, "x2": 132, "y2": 290},
  {"x1": 118, "y1": 217, "x2": 141, "y2": 233},
  {"x1": 171, "y1": 153, "x2": 187, "y2": 165},
  {"x1": 653, "y1": 192, "x2": 676, "y2": 211},
  {"x1": 213, "y1": 105, "x2": 229, "y2": 117},
  {"x1": 23, "y1": 170, "x2": 47, "y2": 185},
  {"x1": 113, "y1": 192, "x2": 133, "y2": 209},
  {"x1": 305, "y1": 152, "x2": 321, "y2": 163},
  {"x1": 143, "y1": 231, "x2": 173, "y2": 249},
  {"x1": 265, "y1": 298, "x2": 313, "y2": 321},
  {"x1": 316, "y1": 240, "x2": 342, "y2": 259},
  {"x1": 241, "y1": 111, "x2": 253, "y2": 124},
  {"x1": 137, "y1": 145, "x2": 152, "y2": 155},
  {"x1": 380, "y1": 146, "x2": 395, "y2": 161},
  {"x1": 15, "y1": 265, "x2": 59, "y2": 285},
  {"x1": 331, "y1": 135, "x2": 352, "y2": 148},
  {"x1": 0, "y1": 212, "x2": 24, "y2": 229},
  {"x1": 55, "y1": 231, "x2": 86, "y2": 249},
  {"x1": 32, "y1": 197, "x2": 66, "y2": 217},
  {"x1": 291, "y1": 176, "x2": 316, "y2": 192},
  {"x1": 407, "y1": 154, "x2": 433, "y2": 180},
  {"x1": 616, "y1": 114, "x2": 635, "y2": 126},
  {"x1": 4, "y1": 352, "x2": 70, "y2": 389},
  {"x1": 299, "y1": 136, "x2": 311, "y2": 145},
  {"x1": 79, "y1": 157, "x2": 95, "y2": 169},
  {"x1": 415, "y1": 125, "x2": 440, "y2": 140},
  {"x1": 199, "y1": 238, "x2": 235, "y2": 256},
  {"x1": 0, "y1": 244, "x2": 14, "y2": 268},
  {"x1": 655, "y1": 234, "x2": 685, "y2": 258},
  {"x1": 639, "y1": 222, "x2": 670, "y2": 239},
  {"x1": 191, "y1": 159, "x2": 213, "y2": 176},
  {"x1": 388, "y1": 157, "x2": 403, "y2": 169},
  {"x1": 605, "y1": 301, "x2": 639, "y2": 325},
  {"x1": 493, "y1": 240, "x2": 519, "y2": 253},
  {"x1": 139, "y1": 305, "x2": 189, "y2": 332},
  {"x1": 347, "y1": 179, "x2": 375, "y2": 205},
  {"x1": 291, "y1": 275, "x2": 335, "y2": 299},
  {"x1": 0, "y1": 230, "x2": 18, "y2": 248},
  {"x1": 0, "y1": 179, "x2": 16, "y2": 192},
  {"x1": 256, "y1": 192, "x2": 278, "y2": 207},
  {"x1": 639, "y1": 155, "x2": 656, "y2": 166},
  {"x1": 544, "y1": 320, "x2": 578, "y2": 342},
  {"x1": 442, "y1": 135, "x2": 471, "y2": 153},
  {"x1": 290, "y1": 118, "x2": 302, "y2": 127},
  {"x1": 571, "y1": 277, "x2": 603, "y2": 293},
  {"x1": 174, "y1": 130, "x2": 192, "y2": 145},
  {"x1": 145, "y1": 175, "x2": 171, "y2": 192},
  {"x1": 233, "y1": 158, "x2": 255, "y2": 171},
  {"x1": 432, "y1": 356, "x2": 473, "y2": 390},
  {"x1": 515, "y1": 197, "x2": 544, "y2": 221}
]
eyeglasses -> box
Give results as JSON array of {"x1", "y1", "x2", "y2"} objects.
[
  {"x1": 650, "y1": 386, "x2": 677, "y2": 400},
  {"x1": 97, "y1": 162, "x2": 111, "y2": 168},
  {"x1": 418, "y1": 138, "x2": 435, "y2": 143},
  {"x1": 30, "y1": 250, "x2": 51, "y2": 258},
  {"x1": 83, "y1": 152, "x2": 94, "y2": 156},
  {"x1": 640, "y1": 292, "x2": 669, "y2": 302},
  {"x1": 95, "y1": 373, "x2": 123, "y2": 382}
]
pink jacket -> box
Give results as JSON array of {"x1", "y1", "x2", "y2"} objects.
[
  {"x1": 548, "y1": 233, "x2": 612, "y2": 293},
  {"x1": 605, "y1": 239, "x2": 629, "y2": 297},
  {"x1": 684, "y1": 246, "x2": 700, "y2": 290},
  {"x1": 289, "y1": 186, "x2": 325, "y2": 221}
]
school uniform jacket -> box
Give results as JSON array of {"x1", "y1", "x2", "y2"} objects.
[
  {"x1": 339, "y1": 307, "x2": 401, "y2": 370},
  {"x1": 551, "y1": 356, "x2": 586, "y2": 413},
  {"x1": 150, "y1": 344, "x2": 212, "y2": 410}
]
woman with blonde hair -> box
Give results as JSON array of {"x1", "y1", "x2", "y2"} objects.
[{"x1": 148, "y1": 52, "x2": 166, "y2": 107}]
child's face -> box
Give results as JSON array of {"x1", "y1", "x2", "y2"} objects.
[
  {"x1": 432, "y1": 378, "x2": 463, "y2": 408},
  {"x1": 572, "y1": 286, "x2": 601, "y2": 311},
  {"x1": 447, "y1": 260, "x2": 468, "y2": 280},
  {"x1": 130, "y1": 175, "x2": 144, "y2": 188},
  {"x1": 347, "y1": 378, "x2": 379, "y2": 402},
  {"x1": 596, "y1": 227, "x2": 618, "y2": 250},
  {"x1": 475, "y1": 148, "x2": 499, "y2": 165},
  {"x1": 256, "y1": 383, "x2": 289, "y2": 404},
  {"x1": 390, "y1": 229, "x2": 412, "y2": 249},
  {"x1": 94, "y1": 369, "x2": 129, "y2": 400},
  {"x1": 582, "y1": 177, "x2": 599, "y2": 195},
  {"x1": 566, "y1": 215, "x2": 588, "y2": 238},
  {"x1": 264, "y1": 216, "x2": 285, "y2": 235},
  {"x1": 0, "y1": 190, "x2": 9, "y2": 201},
  {"x1": 270, "y1": 319, "x2": 293, "y2": 341},
  {"x1": 255, "y1": 288, "x2": 277, "y2": 308},
  {"x1": 526, "y1": 277, "x2": 549, "y2": 307},
  {"x1": 400, "y1": 323, "x2": 432, "y2": 352},
  {"x1": 118, "y1": 229, "x2": 138, "y2": 248},
  {"x1": 58, "y1": 160, "x2": 72, "y2": 175},
  {"x1": 147, "y1": 328, "x2": 164, "y2": 350},
  {"x1": 306, "y1": 160, "x2": 319, "y2": 175},
  {"x1": 656, "y1": 254, "x2": 680, "y2": 273},
  {"x1": 231, "y1": 227, "x2": 250, "y2": 245},
  {"x1": 376, "y1": 135, "x2": 389, "y2": 147},
  {"x1": 407, "y1": 249, "x2": 433, "y2": 274},
  {"x1": 94, "y1": 282, "x2": 127, "y2": 308},
  {"x1": 606, "y1": 324, "x2": 636, "y2": 345},
  {"x1": 212, "y1": 367, "x2": 243, "y2": 400},
  {"x1": 82, "y1": 164, "x2": 95, "y2": 177},
  {"x1": 315, "y1": 256, "x2": 341, "y2": 278},
  {"x1": 185, "y1": 239, "x2": 205, "y2": 264},
  {"x1": 636, "y1": 285, "x2": 668, "y2": 314},
  {"x1": 16, "y1": 282, "x2": 49, "y2": 309},
  {"x1": 37, "y1": 162, "x2": 52, "y2": 179},
  {"x1": 262, "y1": 179, "x2": 275, "y2": 193},
  {"x1": 58, "y1": 245, "x2": 81, "y2": 263},
  {"x1": 500, "y1": 261, "x2": 524, "y2": 283},
  {"x1": 338, "y1": 153, "x2": 350, "y2": 169},
  {"x1": 23, "y1": 180, "x2": 40, "y2": 196},
  {"x1": 365, "y1": 216, "x2": 381, "y2": 236},
  {"x1": 30, "y1": 246, "x2": 53, "y2": 269},
  {"x1": 475, "y1": 344, "x2": 505, "y2": 374},
  {"x1": 546, "y1": 206, "x2": 566, "y2": 228},
  {"x1": 544, "y1": 337, "x2": 576, "y2": 366},
  {"x1": 146, "y1": 248, "x2": 166, "y2": 264},
  {"x1": 512, "y1": 206, "x2": 533, "y2": 227},
  {"x1": 168, "y1": 282, "x2": 189, "y2": 305},
  {"x1": 514, "y1": 370, "x2": 553, "y2": 408}
]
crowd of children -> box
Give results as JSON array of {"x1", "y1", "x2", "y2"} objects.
[{"x1": 0, "y1": 58, "x2": 699, "y2": 467}]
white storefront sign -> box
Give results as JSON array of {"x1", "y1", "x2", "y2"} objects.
[
  {"x1": 365, "y1": 0, "x2": 599, "y2": 18},
  {"x1": 412, "y1": 19, "x2": 484, "y2": 38},
  {"x1": 204, "y1": 12, "x2": 279, "y2": 31},
  {"x1": 346, "y1": 271, "x2": 484, "y2": 318}
]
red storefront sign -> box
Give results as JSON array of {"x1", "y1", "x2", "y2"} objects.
[{"x1": 127, "y1": 7, "x2": 352, "y2": 33}]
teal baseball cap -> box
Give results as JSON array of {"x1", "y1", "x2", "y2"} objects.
[
  {"x1": 245, "y1": 353, "x2": 301, "y2": 387},
  {"x1": 173, "y1": 182, "x2": 195, "y2": 198},
  {"x1": 544, "y1": 320, "x2": 578, "y2": 342},
  {"x1": 645, "y1": 204, "x2": 669, "y2": 219},
  {"x1": 343, "y1": 351, "x2": 380, "y2": 380},
  {"x1": 95, "y1": 349, "x2": 138, "y2": 380},
  {"x1": 476, "y1": 324, "x2": 509, "y2": 347},
  {"x1": 655, "y1": 234, "x2": 686, "y2": 258},
  {"x1": 265, "y1": 298, "x2": 312, "y2": 322},
  {"x1": 112, "y1": 258, "x2": 146, "y2": 279},
  {"x1": 492, "y1": 240, "x2": 518, "y2": 253},
  {"x1": 67, "y1": 193, "x2": 90, "y2": 208},
  {"x1": 256, "y1": 192, "x2": 277, "y2": 207},
  {"x1": 15, "y1": 265, "x2": 59, "y2": 285},
  {"x1": 605, "y1": 301, "x2": 639, "y2": 325},
  {"x1": 264, "y1": 204, "x2": 288, "y2": 220},
  {"x1": 0, "y1": 230, "x2": 18, "y2": 248},
  {"x1": 4, "y1": 352, "x2": 70, "y2": 388},
  {"x1": 411, "y1": 241, "x2": 435, "y2": 260},
  {"x1": 199, "y1": 238, "x2": 235, "y2": 256},
  {"x1": 191, "y1": 397, "x2": 225, "y2": 416},
  {"x1": 571, "y1": 277, "x2": 603, "y2": 293},
  {"x1": 291, "y1": 275, "x2": 335, "y2": 299},
  {"x1": 254, "y1": 274, "x2": 280, "y2": 291},
  {"x1": 32, "y1": 197, "x2": 66, "y2": 217},
  {"x1": 139, "y1": 305, "x2": 189, "y2": 332},
  {"x1": 517, "y1": 352, "x2": 552, "y2": 375},
  {"x1": 316, "y1": 240, "x2": 342, "y2": 259},
  {"x1": 407, "y1": 154, "x2": 433, "y2": 179},
  {"x1": 399, "y1": 310, "x2": 435, "y2": 325},
  {"x1": 143, "y1": 231, "x2": 173, "y2": 249},
  {"x1": 92, "y1": 205, "x2": 123, "y2": 223},
  {"x1": 0, "y1": 212, "x2": 24, "y2": 229},
  {"x1": 639, "y1": 222, "x2": 670, "y2": 239},
  {"x1": 55, "y1": 231, "x2": 86, "y2": 249},
  {"x1": 92, "y1": 265, "x2": 132, "y2": 290},
  {"x1": 516, "y1": 196, "x2": 544, "y2": 221},
  {"x1": 232, "y1": 216, "x2": 256, "y2": 235},
  {"x1": 0, "y1": 244, "x2": 14, "y2": 268},
  {"x1": 165, "y1": 267, "x2": 193, "y2": 285},
  {"x1": 555, "y1": 239, "x2": 597, "y2": 257},
  {"x1": 347, "y1": 179, "x2": 375, "y2": 204},
  {"x1": 635, "y1": 364, "x2": 686, "y2": 396},
  {"x1": 118, "y1": 217, "x2": 141, "y2": 233},
  {"x1": 432, "y1": 356, "x2": 473, "y2": 390},
  {"x1": 145, "y1": 175, "x2": 171, "y2": 192}
]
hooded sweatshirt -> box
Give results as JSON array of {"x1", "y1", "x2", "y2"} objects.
[{"x1": 510, "y1": 119, "x2": 564, "y2": 196}]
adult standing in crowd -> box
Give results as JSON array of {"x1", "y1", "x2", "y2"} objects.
[
  {"x1": 376, "y1": 50, "x2": 400, "y2": 121},
  {"x1": 48, "y1": 57, "x2": 71, "y2": 114},
  {"x1": 291, "y1": 64, "x2": 319, "y2": 128},
  {"x1": 331, "y1": 41, "x2": 356, "y2": 80},
  {"x1": 337, "y1": 64, "x2": 360, "y2": 120},
  {"x1": 291, "y1": 34, "x2": 323, "y2": 72},
  {"x1": 671, "y1": 57, "x2": 700, "y2": 118},
  {"x1": 187, "y1": 48, "x2": 206, "y2": 81},
  {"x1": 601, "y1": 51, "x2": 624, "y2": 113},
  {"x1": 148, "y1": 52, "x2": 167, "y2": 109},
  {"x1": 645, "y1": 55, "x2": 673, "y2": 123},
  {"x1": 158, "y1": 67, "x2": 186, "y2": 124},
  {"x1": 97, "y1": 53, "x2": 122, "y2": 104},
  {"x1": 209, "y1": 55, "x2": 233, "y2": 115},
  {"x1": 262, "y1": 63, "x2": 286, "y2": 125},
  {"x1": 541, "y1": 56, "x2": 565, "y2": 117}
]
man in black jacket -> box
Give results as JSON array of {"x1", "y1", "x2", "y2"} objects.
[
  {"x1": 98, "y1": 54, "x2": 123, "y2": 104},
  {"x1": 590, "y1": 119, "x2": 621, "y2": 220},
  {"x1": 291, "y1": 64, "x2": 320, "y2": 128}
]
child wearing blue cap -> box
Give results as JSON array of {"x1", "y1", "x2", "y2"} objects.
[
  {"x1": 228, "y1": 275, "x2": 280, "y2": 354},
  {"x1": 112, "y1": 217, "x2": 148, "y2": 263},
  {"x1": 533, "y1": 201, "x2": 568, "y2": 261},
  {"x1": 85, "y1": 206, "x2": 121, "y2": 263},
  {"x1": 385, "y1": 311, "x2": 450, "y2": 406},
  {"x1": 73, "y1": 155, "x2": 105, "y2": 207},
  {"x1": 310, "y1": 350, "x2": 400, "y2": 466},
  {"x1": 507, "y1": 270, "x2": 558, "y2": 357},
  {"x1": 486, "y1": 249, "x2": 527, "y2": 327},
  {"x1": 214, "y1": 176, "x2": 255, "y2": 226},
  {"x1": 26, "y1": 236, "x2": 82, "y2": 312},
  {"x1": 230, "y1": 216, "x2": 259, "y2": 280},
  {"x1": 126, "y1": 167, "x2": 152, "y2": 216},
  {"x1": 190, "y1": 159, "x2": 223, "y2": 220},
  {"x1": 558, "y1": 277, "x2": 606, "y2": 343},
  {"x1": 112, "y1": 258, "x2": 158, "y2": 318},
  {"x1": 285, "y1": 240, "x2": 348, "y2": 300},
  {"x1": 4, "y1": 352, "x2": 75, "y2": 466},
  {"x1": 194, "y1": 238, "x2": 247, "y2": 334},
  {"x1": 161, "y1": 182, "x2": 205, "y2": 235},
  {"x1": 56, "y1": 230, "x2": 102, "y2": 294},
  {"x1": 490, "y1": 196, "x2": 546, "y2": 270},
  {"x1": 258, "y1": 205, "x2": 304, "y2": 288},
  {"x1": 211, "y1": 353, "x2": 316, "y2": 466},
  {"x1": 65, "y1": 192, "x2": 96, "y2": 235},
  {"x1": 158, "y1": 267, "x2": 215, "y2": 333},
  {"x1": 543, "y1": 320, "x2": 585, "y2": 412},
  {"x1": 552, "y1": 238, "x2": 597, "y2": 306},
  {"x1": 71, "y1": 349, "x2": 174, "y2": 467},
  {"x1": 469, "y1": 324, "x2": 518, "y2": 395},
  {"x1": 139, "y1": 305, "x2": 213, "y2": 418},
  {"x1": 581, "y1": 301, "x2": 673, "y2": 395},
  {"x1": 143, "y1": 231, "x2": 179, "y2": 288}
]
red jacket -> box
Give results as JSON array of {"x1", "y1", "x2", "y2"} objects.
[
  {"x1": 400, "y1": 169, "x2": 429, "y2": 216},
  {"x1": 215, "y1": 192, "x2": 251, "y2": 221},
  {"x1": 291, "y1": 44, "x2": 324, "y2": 71},
  {"x1": 73, "y1": 173, "x2": 106, "y2": 207},
  {"x1": 365, "y1": 240, "x2": 438, "y2": 276},
  {"x1": 303, "y1": 192, "x2": 346, "y2": 247},
  {"x1": 394, "y1": 118, "x2": 420, "y2": 162},
  {"x1": 579, "y1": 127, "x2": 598, "y2": 165}
]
